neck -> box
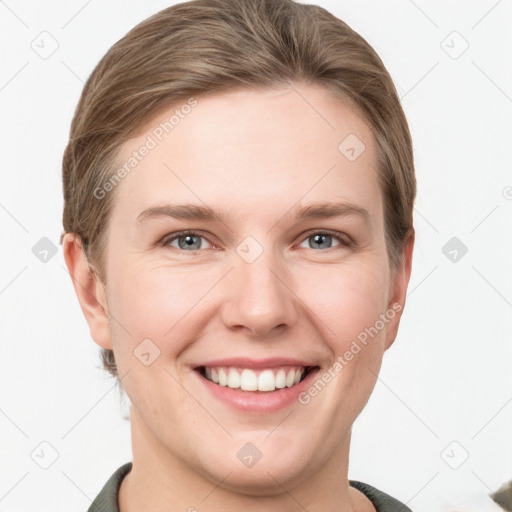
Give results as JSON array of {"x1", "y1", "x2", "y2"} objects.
[{"x1": 119, "y1": 405, "x2": 374, "y2": 512}]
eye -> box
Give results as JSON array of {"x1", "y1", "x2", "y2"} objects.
[
  {"x1": 298, "y1": 231, "x2": 350, "y2": 250},
  {"x1": 162, "y1": 231, "x2": 214, "y2": 251},
  {"x1": 160, "y1": 230, "x2": 351, "y2": 252}
]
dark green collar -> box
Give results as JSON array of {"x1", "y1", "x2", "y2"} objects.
[{"x1": 88, "y1": 462, "x2": 412, "y2": 512}]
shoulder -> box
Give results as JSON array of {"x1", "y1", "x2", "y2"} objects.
[
  {"x1": 349, "y1": 480, "x2": 413, "y2": 512},
  {"x1": 86, "y1": 465, "x2": 411, "y2": 512},
  {"x1": 87, "y1": 462, "x2": 132, "y2": 512}
]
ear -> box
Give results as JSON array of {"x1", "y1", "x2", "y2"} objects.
[
  {"x1": 62, "y1": 233, "x2": 112, "y2": 350},
  {"x1": 384, "y1": 230, "x2": 415, "y2": 350}
]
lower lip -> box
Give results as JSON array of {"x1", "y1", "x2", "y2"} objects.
[{"x1": 194, "y1": 368, "x2": 320, "y2": 413}]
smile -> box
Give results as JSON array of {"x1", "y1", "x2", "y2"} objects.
[{"x1": 199, "y1": 366, "x2": 314, "y2": 392}]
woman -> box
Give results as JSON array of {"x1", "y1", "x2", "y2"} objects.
[{"x1": 61, "y1": 0, "x2": 416, "y2": 510}]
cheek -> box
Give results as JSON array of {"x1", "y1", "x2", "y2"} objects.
[
  {"x1": 302, "y1": 260, "x2": 389, "y2": 348},
  {"x1": 106, "y1": 260, "x2": 214, "y2": 353},
  {"x1": 304, "y1": 261, "x2": 390, "y2": 411},
  {"x1": 106, "y1": 250, "x2": 391, "y2": 365}
]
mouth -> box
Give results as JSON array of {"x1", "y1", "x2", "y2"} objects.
[{"x1": 196, "y1": 365, "x2": 318, "y2": 392}]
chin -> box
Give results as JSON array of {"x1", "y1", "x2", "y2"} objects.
[
  {"x1": 191, "y1": 438, "x2": 319, "y2": 497},
  {"x1": 209, "y1": 460, "x2": 308, "y2": 497}
]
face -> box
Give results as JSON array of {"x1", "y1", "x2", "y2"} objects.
[{"x1": 69, "y1": 83, "x2": 412, "y2": 495}]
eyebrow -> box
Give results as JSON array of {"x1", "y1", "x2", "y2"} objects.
[{"x1": 136, "y1": 202, "x2": 370, "y2": 224}]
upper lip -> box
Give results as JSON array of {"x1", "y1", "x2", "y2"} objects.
[{"x1": 193, "y1": 357, "x2": 317, "y2": 370}]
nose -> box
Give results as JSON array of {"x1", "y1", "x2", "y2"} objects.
[{"x1": 218, "y1": 245, "x2": 297, "y2": 338}]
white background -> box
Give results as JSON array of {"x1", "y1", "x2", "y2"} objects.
[{"x1": 1, "y1": 1, "x2": 511, "y2": 511}]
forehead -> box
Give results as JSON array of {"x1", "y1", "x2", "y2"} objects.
[{"x1": 111, "y1": 83, "x2": 382, "y2": 226}]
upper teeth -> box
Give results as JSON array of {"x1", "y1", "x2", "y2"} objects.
[{"x1": 204, "y1": 366, "x2": 305, "y2": 392}]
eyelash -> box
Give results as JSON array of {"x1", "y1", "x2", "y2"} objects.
[{"x1": 159, "y1": 230, "x2": 353, "y2": 252}]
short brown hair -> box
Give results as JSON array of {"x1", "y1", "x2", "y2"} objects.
[{"x1": 61, "y1": 0, "x2": 416, "y2": 380}]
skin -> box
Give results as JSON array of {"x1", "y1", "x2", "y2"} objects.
[{"x1": 63, "y1": 83, "x2": 414, "y2": 512}]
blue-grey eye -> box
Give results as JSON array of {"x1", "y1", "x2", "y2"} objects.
[
  {"x1": 166, "y1": 232, "x2": 211, "y2": 251},
  {"x1": 179, "y1": 234, "x2": 202, "y2": 250},
  {"x1": 300, "y1": 232, "x2": 343, "y2": 250}
]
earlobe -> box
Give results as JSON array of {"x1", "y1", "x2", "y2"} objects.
[
  {"x1": 62, "y1": 233, "x2": 113, "y2": 350},
  {"x1": 384, "y1": 230, "x2": 415, "y2": 350}
]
